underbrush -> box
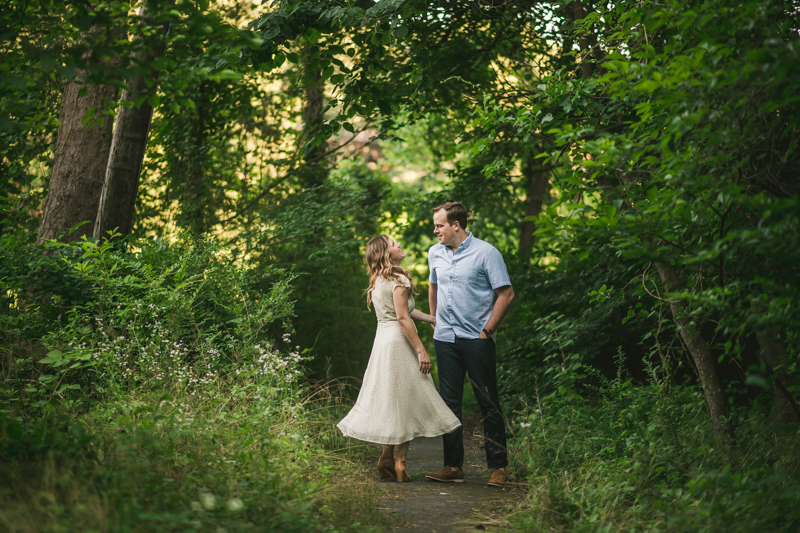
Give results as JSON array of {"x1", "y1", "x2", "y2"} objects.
[
  {"x1": 506, "y1": 353, "x2": 800, "y2": 532},
  {"x1": 1, "y1": 377, "x2": 381, "y2": 532},
  {"x1": 0, "y1": 230, "x2": 384, "y2": 532}
]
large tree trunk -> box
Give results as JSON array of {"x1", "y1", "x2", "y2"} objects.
[
  {"x1": 756, "y1": 330, "x2": 800, "y2": 423},
  {"x1": 38, "y1": 79, "x2": 117, "y2": 243},
  {"x1": 655, "y1": 260, "x2": 736, "y2": 445},
  {"x1": 568, "y1": 1, "x2": 593, "y2": 79},
  {"x1": 179, "y1": 81, "x2": 209, "y2": 235},
  {"x1": 94, "y1": 5, "x2": 169, "y2": 241},
  {"x1": 38, "y1": 10, "x2": 124, "y2": 244},
  {"x1": 567, "y1": 1, "x2": 604, "y2": 80},
  {"x1": 752, "y1": 302, "x2": 800, "y2": 424},
  {"x1": 299, "y1": 63, "x2": 327, "y2": 189},
  {"x1": 519, "y1": 150, "x2": 549, "y2": 261}
]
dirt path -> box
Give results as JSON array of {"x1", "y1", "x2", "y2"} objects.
[{"x1": 374, "y1": 416, "x2": 524, "y2": 532}]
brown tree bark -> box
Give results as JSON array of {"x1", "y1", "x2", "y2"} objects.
[
  {"x1": 519, "y1": 151, "x2": 549, "y2": 261},
  {"x1": 299, "y1": 63, "x2": 327, "y2": 189},
  {"x1": 568, "y1": 1, "x2": 594, "y2": 79},
  {"x1": 38, "y1": 9, "x2": 126, "y2": 244},
  {"x1": 561, "y1": 4, "x2": 576, "y2": 69},
  {"x1": 38, "y1": 77, "x2": 117, "y2": 243},
  {"x1": 567, "y1": 1, "x2": 605, "y2": 80},
  {"x1": 752, "y1": 304, "x2": 800, "y2": 423},
  {"x1": 655, "y1": 260, "x2": 736, "y2": 445},
  {"x1": 94, "y1": 5, "x2": 169, "y2": 240},
  {"x1": 185, "y1": 82, "x2": 208, "y2": 235}
]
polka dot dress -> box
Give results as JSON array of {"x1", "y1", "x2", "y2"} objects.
[{"x1": 337, "y1": 276, "x2": 461, "y2": 445}]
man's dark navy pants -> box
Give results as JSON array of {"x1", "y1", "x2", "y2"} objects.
[{"x1": 435, "y1": 337, "x2": 508, "y2": 470}]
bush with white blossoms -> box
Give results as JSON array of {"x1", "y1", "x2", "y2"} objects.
[
  {"x1": 249, "y1": 338, "x2": 304, "y2": 383},
  {"x1": 2, "y1": 233, "x2": 372, "y2": 533},
  {"x1": 15, "y1": 235, "x2": 299, "y2": 409}
]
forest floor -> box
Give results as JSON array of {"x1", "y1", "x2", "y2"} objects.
[{"x1": 371, "y1": 414, "x2": 525, "y2": 532}]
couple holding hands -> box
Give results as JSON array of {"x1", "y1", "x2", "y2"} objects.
[{"x1": 338, "y1": 202, "x2": 515, "y2": 487}]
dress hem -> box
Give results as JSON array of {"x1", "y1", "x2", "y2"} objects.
[{"x1": 337, "y1": 421, "x2": 461, "y2": 446}]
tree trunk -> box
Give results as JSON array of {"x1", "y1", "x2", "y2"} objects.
[
  {"x1": 655, "y1": 260, "x2": 737, "y2": 445},
  {"x1": 561, "y1": 4, "x2": 575, "y2": 63},
  {"x1": 38, "y1": 9, "x2": 125, "y2": 244},
  {"x1": 38, "y1": 79, "x2": 117, "y2": 243},
  {"x1": 299, "y1": 63, "x2": 327, "y2": 189},
  {"x1": 756, "y1": 330, "x2": 800, "y2": 423},
  {"x1": 568, "y1": 1, "x2": 604, "y2": 79},
  {"x1": 569, "y1": 1, "x2": 593, "y2": 79},
  {"x1": 94, "y1": 5, "x2": 169, "y2": 241},
  {"x1": 519, "y1": 151, "x2": 549, "y2": 261},
  {"x1": 752, "y1": 302, "x2": 800, "y2": 424},
  {"x1": 186, "y1": 82, "x2": 208, "y2": 235}
]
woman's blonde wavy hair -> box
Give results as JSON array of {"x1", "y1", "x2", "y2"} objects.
[{"x1": 365, "y1": 235, "x2": 417, "y2": 309}]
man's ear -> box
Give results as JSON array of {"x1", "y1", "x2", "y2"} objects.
[{"x1": 453, "y1": 221, "x2": 461, "y2": 232}]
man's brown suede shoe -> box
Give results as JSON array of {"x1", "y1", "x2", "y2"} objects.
[
  {"x1": 487, "y1": 468, "x2": 506, "y2": 487},
  {"x1": 425, "y1": 466, "x2": 465, "y2": 483}
]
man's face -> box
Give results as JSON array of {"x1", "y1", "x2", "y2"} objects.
[{"x1": 433, "y1": 209, "x2": 459, "y2": 248}]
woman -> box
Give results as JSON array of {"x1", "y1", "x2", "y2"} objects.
[{"x1": 337, "y1": 236, "x2": 461, "y2": 482}]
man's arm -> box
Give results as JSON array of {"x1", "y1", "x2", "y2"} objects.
[
  {"x1": 429, "y1": 282, "x2": 438, "y2": 325},
  {"x1": 479, "y1": 285, "x2": 515, "y2": 339}
]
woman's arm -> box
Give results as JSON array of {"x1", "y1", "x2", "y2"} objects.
[
  {"x1": 393, "y1": 286, "x2": 432, "y2": 374},
  {"x1": 410, "y1": 309, "x2": 435, "y2": 324}
]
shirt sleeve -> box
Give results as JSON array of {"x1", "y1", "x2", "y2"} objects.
[
  {"x1": 428, "y1": 248, "x2": 438, "y2": 284},
  {"x1": 486, "y1": 246, "x2": 511, "y2": 289}
]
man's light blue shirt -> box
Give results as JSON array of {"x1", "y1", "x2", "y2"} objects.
[{"x1": 428, "y1": 232, "x2": 512, "y2": 342}]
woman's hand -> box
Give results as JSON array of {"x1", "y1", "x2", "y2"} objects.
[
  {"x1": 417, "y1": 350, "x2": 432, "y2": 374},
  {"x1": 410, "y1": 309, "x2": 436, "y2": 326}
]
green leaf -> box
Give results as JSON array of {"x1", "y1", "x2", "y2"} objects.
[
  {"x1": 216, "y1": 69, "x2": 242, "y2": 81},
  {"x1": 6, "y1": 422, "x2": 24, "y2": 440},
  {"x1": 636, "y1": 80, "x2": 659, "y2": 92},
  {"x1": 376, "y1": 100, "x2": 391, "y2": 115},
  {"x1": 745, "y1": 374, "x2": 768, "y2": 389},
  {"x1": 39, "y1": 350, "x2": 64, "y2": 365}
]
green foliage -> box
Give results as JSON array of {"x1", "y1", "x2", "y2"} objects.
[
  {"x1": 245, "y1": 160, "x2": 393, "y2": 379},
  {"x1": 0, "y1": 228, "x2": 382, "y2": 531},
  {"x1": 0, "y1": 376, "x2": 377, "y2": 532},
  {"x1": 5, "y1": 0, "x2": 800, "y2": 530},
  {"x1": 1, "y1": 226, "x2": 296, "y2": 413},
  {"x1": 508, "y1": 351, "x2": 800, "y2": 532},
  {"x1": 472, "y1": 0, "x2": 800, "y2": 420}
]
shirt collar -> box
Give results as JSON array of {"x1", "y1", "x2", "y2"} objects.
[
  {"x1": 438, "y1": 231, "x2": 474, "y2": 253},
  {"x1": 460, "y1": 232, "x2": 474, "y2": 250}
]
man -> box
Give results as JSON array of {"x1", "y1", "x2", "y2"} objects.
[{"x1": 425, "y1": 202, "x2": 515, "y2": 488}]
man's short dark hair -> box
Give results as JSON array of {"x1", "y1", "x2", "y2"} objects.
[{"x1": 432, "y1": 202, "x2": 468, "y2": 230}]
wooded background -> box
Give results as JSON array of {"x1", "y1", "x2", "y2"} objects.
[{"x1": 2, "y1": 1, "x2": 799, "y2": 531}]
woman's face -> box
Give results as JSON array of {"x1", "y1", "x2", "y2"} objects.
[{"x1": 388, "y1": 239, "x2": 406, "y2": 264}]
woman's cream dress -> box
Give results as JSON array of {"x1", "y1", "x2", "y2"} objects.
[{"x1": 337, "y1": 276, "x2": 461, "y2": 445}]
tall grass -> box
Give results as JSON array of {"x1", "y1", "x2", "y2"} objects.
[
  {"x1": 0, "y1": 231, "x2": 385, "y2": 532},
  {"x1": 506, "y1": 349, "x2": 800, "y2": 532}
]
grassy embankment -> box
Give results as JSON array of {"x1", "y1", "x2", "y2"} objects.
[{"x1": 1, "y1": 234, "x2": 387, "y2": 532}]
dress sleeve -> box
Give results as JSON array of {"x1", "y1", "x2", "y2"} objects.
[{"x1": 392, "y1": 275, "x2": 412, "y2": 290}]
